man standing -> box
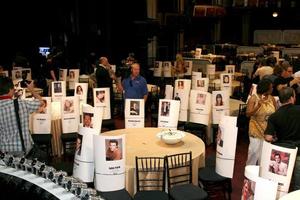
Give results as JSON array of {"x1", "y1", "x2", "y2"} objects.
[
  {"x1": 96, "y1": 57, "x2": 120, "y2": 116},
  {"x1": 0, "y1": 77, "x2": 42, "y2": 156},
  {"x1": 106, "y1": 140, "x2": 122, "y2": 161},
  {"x1": 265, "y1": 87, "x2": 300, "y2": 190},
  {"x1": 121, "y1": 63, "x2": 148, "y2": 101}
]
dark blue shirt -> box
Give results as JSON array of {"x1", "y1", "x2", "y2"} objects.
[{"x1": 122, "y1": 75, "x2": 148, "y2": 99}]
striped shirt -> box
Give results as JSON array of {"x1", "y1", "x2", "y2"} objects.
[{"x1": 0, "y1": 99, "x2": 40, "y2": 154}]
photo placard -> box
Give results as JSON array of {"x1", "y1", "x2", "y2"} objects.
[
  {"x1": 68, "y1": 69, "x2": 80, "y2": 89},
  {"x1": 93, "y1": 88, "x2": 111, "y2": 119},
  {"x1": 82, "y1": 104, "x2": 103, "y2": 134},
  {"x1": 212, "y1": 90, "x2": 230, "y2": 124},
  {"x1": 153, "y1": 61, "x2": 163, "y2": 77},
  {"x1": 215, "y1": 115, "x2": 238, "y2": 178},
  {"x1": 163, "y1": 61, "x2": 172, "y2": 77},
  {"x1": 260, "y1": 141, "x2": 298, "y2": 197},
  {"x1": 61, "y1": 96, "x2": 80, "y2": 133},
  {"x1": 51, "y1": 81, "x2": 66, "y2": 102},
  {"x1": 94, "y1": 134, "x2": 126, "y2": 191},
  {"x1": 158, "y1": 99, "x2": 180, "y2": 129},
  {"x1": 189, "y1": 90, "x2": 211, "y2": 125},
  {"x1": 174, "y1": 79, "x2": 191, "y2": 122},
  {"x1": 124, "y1": 99, "x2": 145, "y2": 128},
  {"x1": 59, "y1": 68, "x2": 68, "y2": 81},
  {"x1": 32, "y1": 97, "x2": 52, "y2": 133}
]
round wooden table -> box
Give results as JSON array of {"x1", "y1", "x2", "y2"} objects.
[
  {"x1": 102, "y1": 128, "x2": 206, "y2": 196},
  {"x1": 279, "y1": 190, "x2": 300, "y2": 200}
]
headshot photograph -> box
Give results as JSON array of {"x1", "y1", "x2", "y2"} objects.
[
  {"x1": 196, "y1": 93, "x2": 206, "y2": 105},
  {"x1": 14, "y1": 70, "x2": 21, "y2": 79},
  {"x1": 105, "y1": 139, "x2": 122, "y2": 161},
  {"x1": 160, "y1": 101, "x2": 170, "y2": 117},
  {"x1": 269, "y1": 150, "x2": 289, "y2": 176},
  {"x1": 76, "y1": 85, "x2": 84, "y2": 95},
  {"x1": 37, "y1": 99, "x2": 48, "y2": 114},
  {"x1": 96, "y1": 90, "x2": 105, "y2": 104},
  {"x1": 174, "y1": 92, "x2": 181, "y2": 101},
  {"x1": 223, "y1": 75, "x2": 230, "y2": 84},
  {"x1": 63, "y1": 99, "x2": 74, "y2": 114},
  {"x1": 215, "y1": 93, "x2": 224, "y2": 106},
  {"x1": 83, "y1": 112, "x2": 93, "y2": 128},
  {"x1": 216, "y1": 127, "x2": 224, "y2": 147},
  {"x1": 69, "y1": 70, "x2": 75, "y2": 79},
  {"x1": 241, "y1": 178, "x2": 255, "y2": 200},
  {"x1": 54, "y1": 82, "x2": 62, "y2": 93},
  {"x1": 76, "y1": 134, "x2": 83, "y2": 156},
  {"x1": 197, "y1": 80, "x2": 205, "y2": 87},
  {"x1": 178, "y1": 81, "x2": 184, "y2": 89},
  {"x1": 130, "y1": 101, "x2": 140, "y2": 115}
]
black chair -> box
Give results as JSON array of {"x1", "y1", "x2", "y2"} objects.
[
  {"x1": 99, "y1": 189, "x2": 133, "y2": 200},
  {"x1": 102, "y1": 119, "x2": 116, "y2": 132},
  {"x1": 165, "y1": 152, "x2": 208, "y2": 200},
  {"x1": 198, "y1": 155, "x2": 232, "y2": 200},
  {"x1": 237, "y1": 103, "x2": 249, "y2": 142},
  {"x1": 31, "y1": 133, "x2": 52, "y2": 156},
  {"x1": 184, "y1": 122, "x2": 207, "y2": 144},
  {"x1": 133, "y1": 156, "x2": 169, "y2": 200},
  {"x1": 60, "y1": 132, "x2": 78, "y2": 156}
]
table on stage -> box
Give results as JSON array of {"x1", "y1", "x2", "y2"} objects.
[{"x1": 101, "y1": 128, "x2": 206, "y2": 196}]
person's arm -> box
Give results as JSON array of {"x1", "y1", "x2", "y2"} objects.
[
  {"x1": 27, "y1": 81, "x2": 43, "y2": 102},
  {"x1": 276, "y1": 77, "x2": 300, "y2": 91},
  {"x1": 50, "y1": 70, "x2": 57, "y2": 81},
  {"x1": 264, "y1": 114, "x2": 277, "y2": 142},
  {"x1": 271, "y1": 96, "x2": 277, "y2": 110},
  {"x1": 246, "y1": 96, "x2": 262, "y2": 117},
  {"x1": 141, "y1": 78, "x2": 148, "y2": 102}
]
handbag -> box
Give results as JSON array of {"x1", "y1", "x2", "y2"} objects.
[{"x1": 13, "y1": 99, "x2": 49, "y2": 164}]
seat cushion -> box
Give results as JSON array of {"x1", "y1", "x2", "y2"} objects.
[
  {"x1": 184, "y1": 122, "x2": 207, "y2": 130},
  {"x1": 99, "y1": 189, "x2": 133, "y2": 200},
  {"x1": 170, "y1": 184, "x2": 208, "y2": 200},
  {"x1": 133, "y1": 191, "x2": 169, "y2": 200},
  {"x1": 198, "y1": 167, "x2": 227, "y2": 182}
]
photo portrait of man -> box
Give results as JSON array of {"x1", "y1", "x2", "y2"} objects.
[
  {"x1": 76, "y1": 134, "x2": 83, "y2": 156},
  {"x1": 130, "y1": 101, "x2": 140, "y2": 115},
  {"x1": 83, "y1": 112, "x2": 93, "y2": 128},
  {"x1": 160, "y1": 101, "x2": 170, "y2": 117},
  {"x1": 54, "y1": 82, "x2": 62, "y2": 93},
  {"x1": 174, "y1": 93, "x2": 181, "y2": 101},
  {"x1": 269, "y1": 151, "x2": 289, "y2": 176},
  {"x1": 106, "y1": 139, "x2": 122, "y2": 161}
]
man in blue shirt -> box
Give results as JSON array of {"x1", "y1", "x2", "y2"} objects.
[{"x1": 122, "y1": 63, "x2": 148, "y2": 101}]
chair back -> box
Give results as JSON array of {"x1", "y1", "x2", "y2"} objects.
[
  {"x1": 165, "y1": 151, "x2": 193, "y2": 189},
  {"x1": 135, "y1": 156, "x2": 166, "y2": 192}
]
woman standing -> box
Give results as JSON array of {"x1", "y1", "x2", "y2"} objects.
[{"x1": 246, "y1": 78, "x2": 276, "y2": 165}]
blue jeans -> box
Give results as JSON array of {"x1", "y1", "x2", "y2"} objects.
[{"x1": 291, "y1": 156, "x2": 300, "y2": 191}]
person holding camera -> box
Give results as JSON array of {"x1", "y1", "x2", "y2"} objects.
[{"x1": 0, "y1": 77, "x2": 43, "y2": 156}]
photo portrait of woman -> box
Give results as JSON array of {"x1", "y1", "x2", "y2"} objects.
[
  {"x1": 76, "y1": 85, "x2": 83, "y2": 95},
  {"x1": 96, "y1": 90, "x2": 105, "y2": 104},
  {"x1": 215, "y1": 94, "x2": 224, "y2": 106},
  {"x1": 196, "y1": 93, "x2": 206, "y2": 105},
  {"x1": 69, "y1": 70, "x2": 75, "y2": 79},
  {"x1": 178, "y1": 81, "x2": 184, "y2": 89},
  {"x1": 64, "y1": 99, "x2": 74, "y2": 114},
  {"x1": 223, "y1": 75, "x2": 230, "y2": 84}
]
